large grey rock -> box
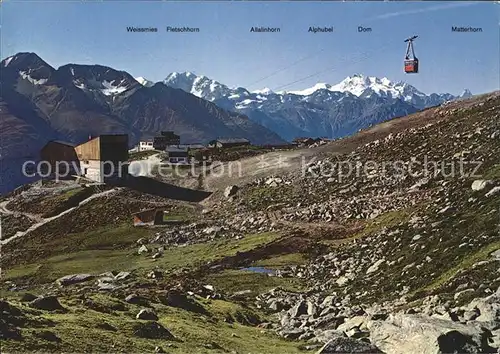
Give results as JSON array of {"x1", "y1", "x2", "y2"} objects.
[
  {"x1": 491, "y1": 249, "x2": 500, "y2": 260},
  {"x1": 56, "y1": 274, "x2": 94, "y2": 286},
  {"x1": 289, "y1": 300, "x2": 308, "y2": 318},
  {"x1": 366, "y1": 259, "x2": 385, "y2": 274},
  {"x1": 471, "y1": 180, "x2": 492, "y2": 191},
  {"x1": 132, "y1": 321, "x2": 174, "y2": 339},
  {"x1": 467, "y1": 293, "x2": 500, "y2": 323},
  {"x1": 313, "y1": 329, "x2": 345, "y2": 344},
  {"x1": 317, "y1": 337, "x2": 382, "y2": 353},
  {"x1": 490, "y1": 329, "x2": 500, "y2": 350},
  {"x1": 279, "y1": 327, "x2": 305, "y2": 339},
  {"x1": 321, "y1": 295, "x2": 336, "y2": 308},
  {"x1": 20, "y1": 293, "x2": 37, "y2": 302},
  {"x1": 159, "y1": 290, "x2": 206, "y2": 314},
  {"x1": 224, "y1": 185, "x2": 239, "y2": 198},
  {"x1": 307, "y1": 301, "x2": 318, "y2": 317},
  {"x1": 486, "y1": 186, "x2": 500, "y2": 197},
  {"x1": 136, "y1": 308, "x2": 158, "y2": 321},
  {"x1": 125, "y1": 294, "x2": 149, "y2": 305},
  {"x1": 368, "y1": 314, "x2": 494, "y2": 354},
  {"x1": 114, "y1": 271, "x2": 131, "y2": 281},
  {"x1": 313, "y1": 313, "x2": 345, "y2": 330},
  {"x1": 337, "y1": 316, "x2": 369, "y2": 333},
  {"x1": 30, "y1": 296, "x2": 65, "y2": 311}
]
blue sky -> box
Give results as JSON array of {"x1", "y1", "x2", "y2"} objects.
[{"x1": 2, "y1": 1, "x2": 499, "y2": 95}]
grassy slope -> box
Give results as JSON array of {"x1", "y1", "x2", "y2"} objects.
[
  {"x1": 1, "y1": 296, "x2": 306, "y2": 354},
  {"x1": 4, "y1": 229, "x2": 282, "y2": 284},
  {"x1": 3, "y1": 93, "x2": 499, "y2": 352},
  {"x1": 2, "y1": 229, "x2": 309, "y2": 352}
]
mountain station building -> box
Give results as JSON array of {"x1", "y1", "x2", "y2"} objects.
[
  {"x1": 208, "y1": 138, "x2": 250, "y2": 148},
  {"x1": 153, "y1": 131, "x2": 181, "y2": 150},
  {"x1": 40, "y1": 134, "x2": 129, "y2": 184}
]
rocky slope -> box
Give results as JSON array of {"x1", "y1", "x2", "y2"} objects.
[{"x1": 1, "y1": 92, "x2": 499, "y2": 353}]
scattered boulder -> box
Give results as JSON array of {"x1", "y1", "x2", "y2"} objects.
[
  {"x1": 96, "y1": 278, "x2": 118, "y2": 291},
  {"x1": 317, "y1": 337, "x2": 382, "y2": 353},
  {"x1": 289, "y1": 300, "x2": 308, "y2": 318},
  {"x1": 485, "y1": 186, "x2": 500, "y2": 197},
  {"x1": 224, "y1": 185, "x2": 239, "y2": 198},
  {"x1": 471, "y1": 180, "x2": 492, "y2": 191},
  {"x1": 56, "y1": 274, "x2": 94, "y2": 286},
  {"x1": 467, "y1": 293, "x2": 500, "y2": 323},
  {"x1": 314, "y1": 330, "x2": 345, "y2": 344},
  {"x1": 125, "y1": 294, "x2": 149, "y2": 306},
  {"x1": 368, "y1": 314, "x2": 495, "y2": 354},
  {"x1": 337, "y1": 316, "x2": 368, "y2": 333},
  {"x1": 454, "y1": 289, "x2": 475, "y2": 301},
  {"x1": 158, "y1": 290, "x2": 205, "y2": 314},
  {"x1": 491, "y1": 249, "x2": 500, "y2": 260},
  {"x1": 148, "y1": 270, "x2": 163, "y2": 279},
  {"x1": 30, "y1": 296, "x2": 65, "y2": 311},
  {"x1": 132, "y1": 321, "x2": 174, "y2": 340},
  {"x1": 35, "y1": 330, "x2": 61, "y2": 342},
  {"x1": 279, "y1": 328, "x2": 305, "y2": 339},
  {"x1": 366, "y1": 259, "x2": 385, "y2": 274},
  {"x1": 0, "y1": 300, "x2": 24, "y2": 340},
  {"x1": 20, "y1": 293, "x2": 38, "y2": 302},
  {"x1": 114, "y1": 271, "x2": 131, "y2": 281},
  {"x1": 136, "y1": 308, "x2": 158, "y2": 321}
]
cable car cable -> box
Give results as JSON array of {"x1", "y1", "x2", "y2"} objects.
[
  {"x1": 272, "y1": 42, "x2": 393, "y2": 92},
  {"x1": 246, "y1": 49, "x2": 327, "y2": 89},
  {"x1": 247, "y1": 37, "x2": 393, "y2": 91}
]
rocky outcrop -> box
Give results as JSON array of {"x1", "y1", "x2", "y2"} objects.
[
  {"x1": 56, "y1": 273, "x2": 95, "y2": 286},
  {"x1": 136, "y1": 308, "x2": 159, "y2": 321},
  {"x1": 132, "y1": 321, "x2": 174, "y2": 340},
  {"x1": 317, "y1": 337, "x2": 382, "y2": 354},
  {"x1": 368, "y1": 314, "x2": 495, "y2": 354},
  {"x1": 30, "y1": 296, "x2": 65, "y2": 311}
]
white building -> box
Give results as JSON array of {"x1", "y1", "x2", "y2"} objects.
[
  {"x1": 139, "y1": 140, "x2": 154, "y2": 151},
  {"x1": 75, "y1": 135, "x2": 129, "y2": 183},
  {"x1": 165, "y1": 146, "x2": 189, "y2": 164}
]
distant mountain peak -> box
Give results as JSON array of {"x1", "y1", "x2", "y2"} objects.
[
  {"x1": 163, "y1": 71, "x2": 239, "y2": 100},
  {"x1": 460, "y1": 88, "x2": 473, "y2": 98},
  {"x1": 283, "y1": 83, "x2": 333, "y2": 96},
  {"x1": 1, "y1": 52, "x2": 53, "y2": 72},
  {"x1": 135, "y1": 76, "x2": 155, "y2": 87},
  {"x1": 162, "y1": 70, "x2": 468, "y2": 112},
  {"x1": 252, "y1": 87, "x2": 274, "y2": 95},
  {"x1": 1, "y1": 52, "x2": 55, "y2": 85}
]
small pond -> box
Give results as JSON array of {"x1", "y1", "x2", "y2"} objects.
[{"x1": 240, "y1": 266, "x2": 276, "y2": 275}]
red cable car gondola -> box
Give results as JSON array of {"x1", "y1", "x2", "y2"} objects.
[{"x1": 404, "y1": 35, "x2": 419, "y2": 74}]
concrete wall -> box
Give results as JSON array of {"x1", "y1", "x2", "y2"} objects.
[{"x1": 79, "y1": 160, "x2": 103, "y2": 183}]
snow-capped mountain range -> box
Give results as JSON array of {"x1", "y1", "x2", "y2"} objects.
[
  {"x1": 0, "y1": 52, "x2": 285, "y2": 193},
  {"x1": 137, "y1": 72, "x2": 472, "y2": 141}
]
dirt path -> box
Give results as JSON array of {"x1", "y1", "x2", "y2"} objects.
[
  {"x1": 128, "y1": 153, "x2": 162, "y2": 177},
  {"x1": 0, "y1": 188, "x2": 120, "y2": 245},
  {"x1": 0, "y1": 200, "x2": 43, "y2": 222},
  {"x1": 202, "y1": 149, "x2": 314, "y2": 191}
]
